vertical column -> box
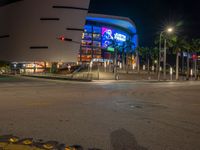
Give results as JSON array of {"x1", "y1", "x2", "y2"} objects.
[{"x1": 163, "y1": 39, "x2": 167, "y2": 80}]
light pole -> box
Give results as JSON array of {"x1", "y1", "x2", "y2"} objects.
[
  {"x1": 154, "y1": 60, "x2": 158, "y2": 73},
  {"x1": 163, "y1": 38, "x2": 167, "y2": 80},
  {"x1": 158, "y1": 27, "x2": 174, "y2": 81},
  {"x1": 14, "y1": 63, "x2": 17, "y2": 75}
]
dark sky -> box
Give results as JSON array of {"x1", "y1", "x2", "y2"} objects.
[
  {"x1": 1, "y1": 0, "x2": 199, "y2": 46},
  {"x1": 89, "y1": 0, "x2": 200, "y2": 46}
]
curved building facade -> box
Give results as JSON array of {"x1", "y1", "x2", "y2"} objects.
[
  {"x1": 0, "y1": 1, "x2": 138, "y2": 72},
  {"x1": 0, "y1": 0, "x2": 90, "y2": 62},
  {"x1": 79, "y1": 13, "x2": 138, "y2": 65}
]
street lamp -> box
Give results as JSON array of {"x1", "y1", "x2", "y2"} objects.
[
  {"x1": 167, "y1": 28, "x2": 173, "y2": 33},
  {"x1": 13, "y1": 63, "x2": 17, "y2": 75},
  {"x1": 158, "y1": 27, "x2": 174, "y2": 81}
]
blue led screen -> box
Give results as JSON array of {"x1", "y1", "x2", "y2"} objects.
[
  {"x1": 83, "y1": 25, "x2": 137, "y2": 52},
  {"x1": 101, "y1": 27, "x2": 127, "y2": 49}
]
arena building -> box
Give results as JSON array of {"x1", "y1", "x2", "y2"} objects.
[
  {"x1": 0, "y1": 0, "x2": 138, "y2": 73},
  {"x1": 79, "y1": 13, "x2": 138, "y2": 65}
]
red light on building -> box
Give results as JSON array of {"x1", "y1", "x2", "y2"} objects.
[
  {"x1": 192, "y1": 54, "x2": 197, "y2": 60},
  {"x1": 58, "y1": 36, "x2": 65, "y2": 41},
  {"x1": 60, "y1": 36, "x2": 65, "y2": 41}
]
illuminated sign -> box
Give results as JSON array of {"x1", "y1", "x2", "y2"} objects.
[
  {"x1": 102, "y1": 27, "x2": 127, "y2": 48},
  {"x1": 114, "y1": 33, "x2": 126, "y2": 42},
  {"x1": 107, "y1": 47, "x2": 115, "y2": 52}
]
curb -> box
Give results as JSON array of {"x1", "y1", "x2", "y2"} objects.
[{"x1": 21, "y1": 75, "x2": 92, "y2": 82}]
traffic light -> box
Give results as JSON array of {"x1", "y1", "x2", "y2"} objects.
[
  {"x1": 57, "y1": 36, "x2": 72, "y2": 42},
  {"x1": 60, "y1": 36, "x2": 65, "y2": 41},
  {"x1": 57, "y1": 36, "x2": 65, "y2": 41}
]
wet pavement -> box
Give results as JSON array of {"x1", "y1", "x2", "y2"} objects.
[{"x1": 0, "y1": 76, "x2": 200, "y2": 150}]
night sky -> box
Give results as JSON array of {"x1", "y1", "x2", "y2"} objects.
[
  {"x1": 1, "y1": 0, "x2": 199, "y2": 47},
  {"x1": 89, "y1": 0, "x2": 200, "y2": 46}
]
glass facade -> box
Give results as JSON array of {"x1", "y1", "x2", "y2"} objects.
[{"x1": 78, "y1": 24, "x2": 134, "y2": 63}]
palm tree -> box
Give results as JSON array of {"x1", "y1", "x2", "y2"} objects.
[
  {"x1": 121, "y1": 47, "x2": 125, "y2": 70},
  {"x1": 190, "y1": 39, "x2": 200, "y2": 79},
  {"x1": 167, "y1": 36, "x2": 188, "y2": 80},
  {"x1": 107, "y1": 39, "x2": 124, "y2": 79},
  {"x1": 108, "y1": 39, "x2": 119, "y2": 66},
  {"x1": 134, "y1": 46, "x2": 143, "y2": 73},
  {"x1": 123, "y1": 39, "x2": 135, "y2": 73},
  {"x1": 145, "y1": 47, "x2": 150, "y2": 74},
  {"x1": 150, "y1": 47, "x2": 159, "y2": 73},
  {"x1": 139, "y1": 47, "x2": 149, "y2": 73},
  {"x1": 132, "y1": 47, "x2": 150, "y2": 75},
  {"x1": 184, "y1": 41, "x2": 192, "y2": 80}
]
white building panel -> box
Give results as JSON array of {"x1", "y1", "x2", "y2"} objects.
[{"x1": 0, "y1": 0, "x2": 90, "y2": 62}]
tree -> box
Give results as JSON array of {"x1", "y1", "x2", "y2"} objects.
[
  {"x1": 0, "y1": 61, "x2": 10, "y2": 74},
  {"x1": 167, "y1": 36, "x2": 188, "y2": 80},
  {"x1": 109, "y1": 38, "x2": 135, "y2": 74},
  {"x1": 123, "y1": 39, "x2": 135, "y2": 73},
  {"x1": 184, "y1": 40, "x2": 192, "y2": 80},
  {"x1": 107, "y1": 39, "x2": 123, "y2": 79},
  {"x1": 133, "y1": 47, "x2": 150, "y2": 74},
  {"x1": 190, "y1": 39, "x2": 200, "y2": 79},
  {"x1": 134, "y1": 46, "x2": 143, "y2": 73},
  {"x1": 150, "y1": 47, "x2": 159, "y2": 72},
  {"x1": 141, "y1": 47, "x2": 150, "y2": 73}
]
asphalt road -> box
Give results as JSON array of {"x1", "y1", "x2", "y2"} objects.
[{"x1": 0, "y1": 76, "x2": 200, "y2": 150}]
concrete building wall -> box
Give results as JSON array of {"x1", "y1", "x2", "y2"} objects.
[{"x1": 0, "y1": 0, "x2": 90, "y2": 62}]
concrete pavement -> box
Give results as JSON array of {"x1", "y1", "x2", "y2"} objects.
[{"x1": 0, "y1": 76, "x2": 200, "y2": 150}]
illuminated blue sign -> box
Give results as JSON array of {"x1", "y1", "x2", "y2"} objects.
[
  {"x1": 114, "y1": 33, "x2": 126, "y2": 42},
  {"x1": 102, "y1": 27, "x2": 127, "y2": 48}
]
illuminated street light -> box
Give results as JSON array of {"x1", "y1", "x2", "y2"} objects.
[
  {"x1": 13, "y1": 63, "x2": 17, "y2": 75},
  {"x1": 152, "y1": 66, "x2": 155, "y2": 71},
  {"x1": 158, "y1": 27, "x2": 174, "y2": 81},
  {"x1": 167, "y1": 27, "x2": 173, "y2": 33},
  {"x1": 13, "y1": 64, "x2": 17, "y2": 68},
  {"x1": 170, "y1": 67, "x2": 173, "y2": 80},
  {"x1": 190, "y1": 69, "x2": 193, "y2": 77}
]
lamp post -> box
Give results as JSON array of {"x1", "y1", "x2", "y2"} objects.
[
  {"x1": 170, "y1": 67, "x2": 173, "y2": 80},
  {"x1": 154, "y1": 60, "x2": 158, "y2": 73},
  {"x1": 158, "y1": 27, "x2": 173, "y2": 81},
  {"x1": 13, "y1": 63, "x2": 17, "y2": 75},
  {"x1": 163, "y1": 38, "x2": 167, "y2": 80}
]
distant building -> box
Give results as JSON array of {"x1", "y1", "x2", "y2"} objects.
[{"x1": 79, "y1": 13, "x2": 138, "y2": 64}]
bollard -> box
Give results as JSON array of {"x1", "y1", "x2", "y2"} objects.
[{"x1": 170, "y1": 67, "x2": 173, "y2": 80}]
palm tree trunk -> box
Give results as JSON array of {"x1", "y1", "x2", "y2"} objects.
[
  {"x1": 122, "y1": 49, "x2": 125, "y2": 70},
  {"x1": 113, "y1": 48, "x2": 117, "y2": 75},
  {"x1": 136, "y1": 51, "x2": 140, "y2": 73},
  {"x1": 114, "y1": 50, "x2": 116, "y2": 66},
  {"x1": 194, "y1": 59, "x2": 197, "y2": 80},
  {"x1": 176, "y1": 52, "x2": 179, "y2": 80},
  {"x1": 147, "y1": 57, "x2": 150, "y2": 75},
  {"x1": 126, "y1": 52, "x2": 129, "y2": 74},
  {"x1": 181, "y1": 51, "x2": 184, "y2": 74},
  {"x1": 186, "y1": 51, "x2": 190, "y2": 80}
]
